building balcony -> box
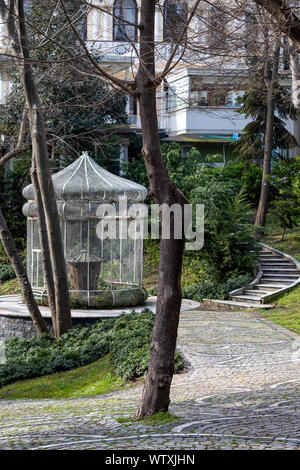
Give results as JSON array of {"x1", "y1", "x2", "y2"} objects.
[
  {"x1": 128, "y1": 114, "x2": 166, "y2": 132},
  {"x1": 165, "y1": 106, "x2": 251, "y2": 141},
  {"x1": 87, "y1": 40, "x2": 139, "y2": 57},
  {"x1": 85, "y1": 41, "x2": 137, "y2": 73}
]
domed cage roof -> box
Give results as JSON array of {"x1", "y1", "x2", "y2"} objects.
[{"x1": 23, "y1": 152, "x2": 147, "y2": 203}]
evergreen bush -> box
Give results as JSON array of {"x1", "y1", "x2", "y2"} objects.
[{"x1": 0, "y1": 311, "x2": 184, "y2": 387}]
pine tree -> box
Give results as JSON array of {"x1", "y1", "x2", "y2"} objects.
[{"x1": 234, "y1": 71, "x2": 297, "y2": 164}]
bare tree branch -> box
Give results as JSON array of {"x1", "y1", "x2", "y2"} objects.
[
  {"x1": 252, "y1": 0, "x2": 300, "y2": 48},
  {"x1": 157, "y1": 0, "x2": 202, "y2": 83},
  {"x1": 59, "y1": 0, "x2": 136, "y2": 94},
  {"x1": 0, "y1": 108, "x2": 28, "y2": 168}
]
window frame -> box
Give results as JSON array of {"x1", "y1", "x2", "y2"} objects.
[{"x1": 113, "y1": 0, "x2": 138, "y2": 42}]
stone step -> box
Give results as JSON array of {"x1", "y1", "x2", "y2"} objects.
[
  {"x1": 262, "y1": 268, "x2": 300, "y2": 275},
  {"x1": 231, "y1": 295, "x2": 262, "y2": 303},
  {"x1": 261, "y1": 262, "x2": 294, "y2": 268},
  {"x1": 262, "y1": 273, "x2": 299, "y2": 278},
  {"x1": 204, "y1": 299, "x2": 274, "y2": 309},
  {"x1": 244, "y1": 289, "x2": 270, "y2": 295},
  {"x1": 259, "y1": 253, "x2": 284, "y2": 257},
  {"x1": 254, "y1": 283, "x2": 287, "y2": 290},
  {"x1": 259, "y1": 258, "x2": 288, "y2": 266},
  {"x1": 260, "y1": 277, "x2": 294, "y2": 283}
]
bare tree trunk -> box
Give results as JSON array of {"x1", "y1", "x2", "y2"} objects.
[
  {"x1": 290, "y1": 39, "x2": 300, "y2": 156},
  {"x1": 30, "y1": 157, "x2": 57, "y2": 336},
  {"x1": 135, "y1": 0, "x2": 188, "y2": 419},
  {"x1": 13, "y1": 0, "x2": 72, "y2": 335},
  {"x1": 255, "y1": 41, "x2": 280, "y2": 236},
  {"x1": 0, "y1": 205, "x2": 48, "y2": 335}
]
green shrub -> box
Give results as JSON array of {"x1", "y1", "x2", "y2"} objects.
[
  {"x1": 190, "y1": 181, "x2": 259, "y2": 281},
  {"x1": 0, "y1": 264, "x2": 16, "y2": 283},
  {"x1": 183, "y1": 274, "x2": 252, "y2": 302},
  {"x1": 0, "y1": 311, "x2": 184, "y2": 387}
]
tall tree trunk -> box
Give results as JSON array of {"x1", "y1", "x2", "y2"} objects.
[
  {"x1": 13, "y1": 0, "x2": 72, "y2": 335},
  {"x1": 30, "y1": 157, "x2": 57, "y2": 336},
  {"x1": 255, "y1": 41, "x2": 280, "y2": 236},
  {"x1": 290, "y1": 39, "x2": 300, "y2": 156},
  {"x1": 135, "y1": 0, "x2": 188, "y2": 419},
  {"x1": 0, "y1": 205, "x2": 48, "y2": 335}
]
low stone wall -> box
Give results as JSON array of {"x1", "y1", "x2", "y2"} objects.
[
  {"x1": 0, "y1": 295, "x2": 199, "y2": 342},
  {"x1": 0, "y1": 315, "x2": 49, "y2": 341},
  {"x1": 0, "y1": 315, "x2": 109, "y2": 342}
]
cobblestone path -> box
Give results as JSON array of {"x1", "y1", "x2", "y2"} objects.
[{"x1": 1, "y1": 310, "x2": 300, "y2": 450}]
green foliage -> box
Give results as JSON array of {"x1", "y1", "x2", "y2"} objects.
[
  {"x1": 182, "y1": 274, "x2": 252, "y2": 302},
  {"x1": 126, "y1": 144, "x2": 260, "y2": 286},
  {"x1": 140, "y1": 411, "x2": 179, "y2": 425},
  {"x1": 122, "y1": 142, "x2": 202, "y2": 198},
  {"x1": 116, "y1": 411, "x2": 179, "y2": 425},
  {"x1": 0, "y1": 311, "x2": 184, "y2": 387},
  {"x1": 144, "y1": 239, "x2": 160, "y2": 266},
  {"x1": 269, "y1": 158, "x2": 300, "y2": 240},
  {"x1": 0, "y1": 153, "x2": 32, "y2": 246},
  {"x1": 0, "y1": 356, "x2": 125, "y2": 400},
  {"x1": 0, "y1": 264, "x2": 16, "y2": 283},
  {"x1": 0, "y1": 1, "x2": 127, "y2": 246},
  {"x1": 189, "y1": 166, "x2": 259, "y2": 281},
  {"x1": 0, "y1": 1, "x2": 127, "y2": 175},
  {"x1": 271, "y1": 199, "x2": 300, "y2": 241},
  {"x1": 234, "y1": 78, "x2": 297, "y2": 163}
]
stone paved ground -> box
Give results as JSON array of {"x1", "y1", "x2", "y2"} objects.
[{"x1": 1, "y1": 309, "x2": 300, "y2": 450}]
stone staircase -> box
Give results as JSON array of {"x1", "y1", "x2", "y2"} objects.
[{"x1": 204, "y1": 243, "x2": 300, "y2": 309}]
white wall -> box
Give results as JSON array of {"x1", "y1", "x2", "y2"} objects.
[{"x1": 167, "y1": 107, "x2": 251, "y2": 137}]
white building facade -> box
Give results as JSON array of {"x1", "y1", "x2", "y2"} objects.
[{"x1": 0, "y1": 1, "x2": 294, "y2": 164}]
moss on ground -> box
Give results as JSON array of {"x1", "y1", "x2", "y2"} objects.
[
  {"x1": 0, "y1": 355, "x2": 128, "y2": 400},
  {"x1": 117, "y1": 411, "x2": 179, "y2": 425}
]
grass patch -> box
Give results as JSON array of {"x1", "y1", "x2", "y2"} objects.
[
  {"x1": 141, "y1": 411, "x2": 179, "y2": 425},
  {"x1": 117, "y1": 411, "x2": 179, "y2": 426},
  {"x1": 0, "y1": 278, "x2": 21, "y2": 296},
  {"x1": 0, "y1": 311, "x2": 185, "y2": 390},
  {"x1": 263, "y1": 216, "x2": 300, "y2": 262},
  {"x1": 116, "y1": 416, "x2": 135, "y2": 423},
  {"x1": 260, "y1": 217, "x2": 300, "y2": 335},
  {"x1": 0, "y1": 355, "x2": 126, "y2": 400},
  {"x1": 260, "y1": 284, "x2": 300, "y2": 335}
]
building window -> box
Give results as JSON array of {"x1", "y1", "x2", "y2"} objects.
[
  {"x1": 244, "y1": 11, "x2": 257, "y2": 54},
  {"x1": 207, "y1": 6, "x2": 227, "y2": 50},
  {"x1": 113, "y1": 0, "x2": 138, "y2": 42},
  {"x1": 163, "y1": 0, "x2": 187, "y2": 42},
  {"x1": 77, "y1": 6, "x2": 87, "y2": 41}
]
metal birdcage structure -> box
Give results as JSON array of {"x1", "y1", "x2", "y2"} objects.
[{"x1": 22, "y1": 152, "x2": 148, "y2": 308}]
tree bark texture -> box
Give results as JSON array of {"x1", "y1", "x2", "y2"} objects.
[
  {"x1": 31, "y1": 157, "x2": 57, "y2": 336},
  {"x1": 253, "y1": 0, "x2": 300, "y2": 50},
  {"x1": 0, "y1": 205, "x2": 48, "y2": 335},
  {"x1": 15, "y1": 0, "x2": 72, "y2": 335},
  {"x1": 255, "y1": 41, "x2": 280, "y2": 234},
  {"x1": 135, "y1": 0, "x2": 188, "y2": 418}
]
